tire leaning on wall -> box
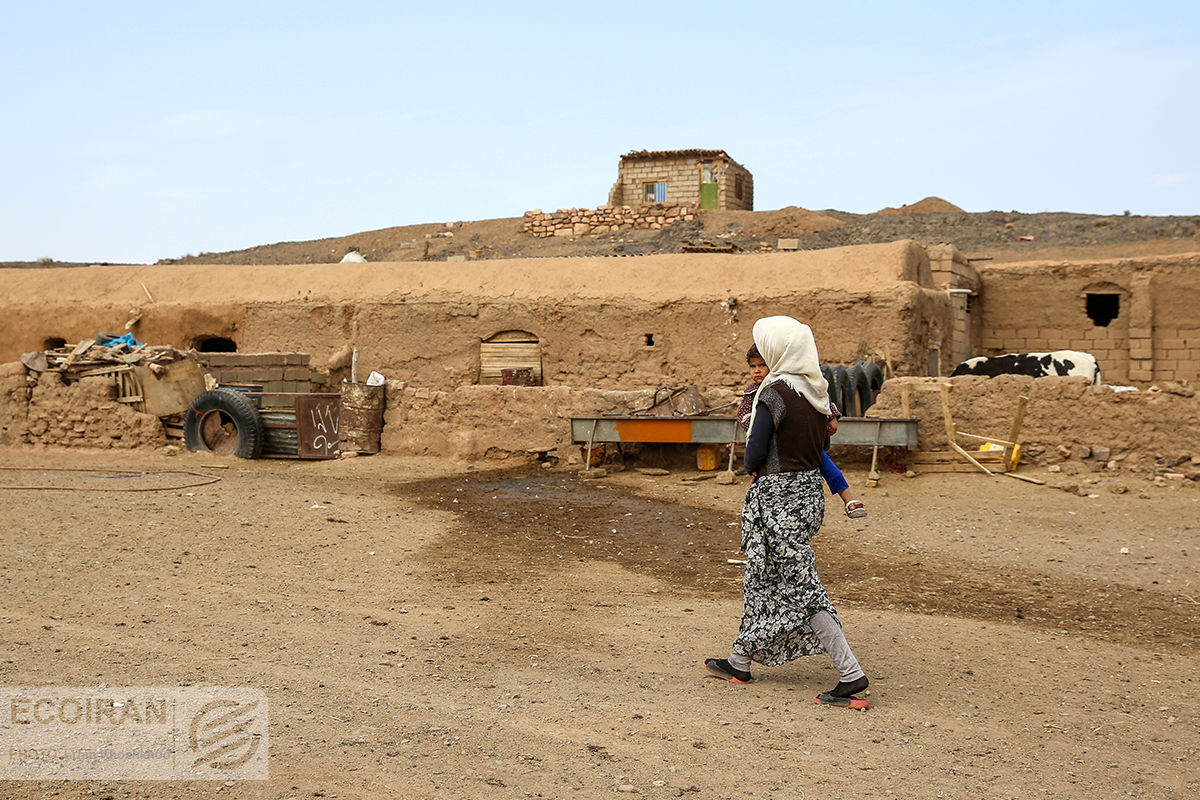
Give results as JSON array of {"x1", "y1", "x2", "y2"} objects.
[
  {"x1": 857, "y1": 360, "x2": 885, "y2": 394},
  {"x1": 183, "y1": 388, "x2": 266, "y2": 459},
  {"x1": 844, "y1": 365, "x2": 874, "y2": 416},
  {"x1": 827, "y1": 365, "x2": 850, "y2": 417}
]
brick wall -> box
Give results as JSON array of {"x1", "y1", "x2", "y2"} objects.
[
  {"x1": 197, "y1": 352, "x2": 313, "y2": 393},
  {"x1": 522, "y1": 205, "x2": 697, "y2": 238}
]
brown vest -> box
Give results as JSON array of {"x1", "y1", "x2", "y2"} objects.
[{"x1": 757, "y1": 381, "x2": 827, "y2": 475}]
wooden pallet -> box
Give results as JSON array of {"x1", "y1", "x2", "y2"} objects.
[{"x1": 910, "y1": 449, "x2": 1011, "y2": 473}]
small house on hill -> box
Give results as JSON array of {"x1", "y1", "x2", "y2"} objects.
[{"x1": 608, "y1": 149, "x2": 753, "y2": 211}]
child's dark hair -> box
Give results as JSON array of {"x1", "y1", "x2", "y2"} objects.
[{"x1": 746, "y1": 344, "x2": 761, "y2": 363}]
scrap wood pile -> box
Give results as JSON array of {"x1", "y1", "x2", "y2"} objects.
[
  {"x1": 20, "y1": 338, "x2": 208, "y2": 422},
  {"x1": 20, "y1": 338, "x2": 194, "y2": 381},
  {"x1": 680, "y1": 240, "x2": 741, "y2": 254}
]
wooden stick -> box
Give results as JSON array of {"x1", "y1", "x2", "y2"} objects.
[
  {"x1": 939, "y1": 384, "x2": 957, "y2": 445},
  {"x1": 585, "y1": 419, "x2": 598, "y2": 469},
  {"x1": 1002, "y1": 472, "x2": 1045, "y2": 485},
  {"x1": 63, "y1": 339, "x2": 96, "y2": 369},
  {"x1": 957, "y1": 432, "x2": 1018, "y2": 447},
  {"x1": 351, "y1": 348, "x2": 360, "y2": 384},
  {"x1": 1008, "y1": 395, "x2": 1029, "y2": 446},
  {"x1": 726, "y1": 419, "x2": 737, "y2": 472},
  {"x1": 141, "y1": 283, "x2": 155, "y2": 303},
  {"x1": 950, "y1": 441, "x2": 995, "y2": 476},
  {"x1": 1007, "y1": 395, "x2": 1029, "y2": 472}
]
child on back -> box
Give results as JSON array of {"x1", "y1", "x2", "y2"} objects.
[{"x1": 737, "y1": 345, "x2": 867, "y2": 518}]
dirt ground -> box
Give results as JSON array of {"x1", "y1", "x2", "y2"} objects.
[{"x1": 1, "y1": 447, "x2": 1197, "y2": 800}]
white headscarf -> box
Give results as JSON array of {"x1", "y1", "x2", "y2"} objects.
[{"x1": 747, "y1": 316, "x2": 831, "y2": 431}]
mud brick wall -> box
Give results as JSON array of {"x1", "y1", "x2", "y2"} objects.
[
  {"x1": 380, "y1": 383, "x2": 708, "y2": 459},
  {"x1": 868, "y1": 375, "x2": 1200, "y2": 473},
  {"x1": 522, "y1": 205, "x2": 697, "y2": 238},
  {"x1": 197, "y1": 352, "x2": 313, "y2": 393},
  {"x1": 976, "y1": 254, "x2": 1200, "y2": 385},
  {"x1": 0, "y1": 365, "x2": 165, "y2": 449}
]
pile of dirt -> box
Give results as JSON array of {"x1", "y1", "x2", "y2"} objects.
[
  {"x1": 876, "y1": 196, "x2": 966, "y2": 214},
  {"x1": 699, "y1": 205, "x2": 845, "y2": 238}
]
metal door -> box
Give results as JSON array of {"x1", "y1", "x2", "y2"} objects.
[{"x1": 699, "y1": 163, "x2": 718, "y2": 209}]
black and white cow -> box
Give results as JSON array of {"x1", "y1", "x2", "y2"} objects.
[{"x1": 951, "y1": 350, "x2": 1101, "y2": 384}]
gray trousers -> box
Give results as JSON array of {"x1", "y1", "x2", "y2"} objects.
[{"x1": 730, "y1": 610, "x2": 864, "y2": 682}]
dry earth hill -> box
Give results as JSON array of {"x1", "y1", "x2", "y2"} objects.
[{"x1": 5, "y1": 197, "x2": 1200, "y2": 268}]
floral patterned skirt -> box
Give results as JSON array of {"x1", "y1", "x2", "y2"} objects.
[{"x1": 733, "y1": 469, "x2": 840, "y2": 666}]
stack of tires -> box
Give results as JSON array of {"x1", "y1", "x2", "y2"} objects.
[{"x1": 820, "y1": 360, "x2": 885, "y2": 417}]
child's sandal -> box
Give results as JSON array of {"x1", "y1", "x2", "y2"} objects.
[{"x1": 845, "y1": 500, "x2": 867, "y2": 519}]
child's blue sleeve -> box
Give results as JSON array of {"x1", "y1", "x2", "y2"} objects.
[{"x1": 820, "y1": 450, "x2": 849, "y2": 495}]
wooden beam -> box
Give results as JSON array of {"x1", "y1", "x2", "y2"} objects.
[
  {"x1": 1007, "y1": 395, "x2": 1030, "y2": 472},
  {"x1": 957, "y1": 432, "x2": 1018, "y2": 447},
  {"x1": 950, "y1": 441, "x2": 995, "y2": 476}
]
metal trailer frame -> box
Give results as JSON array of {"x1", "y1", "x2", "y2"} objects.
[{"x1": 569, "y1": 415, "x2": 919, "y2": 470}]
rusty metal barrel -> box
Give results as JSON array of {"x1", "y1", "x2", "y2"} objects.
[{"x1": 338, "y1": 381, "x2": 386, "y2": 454}]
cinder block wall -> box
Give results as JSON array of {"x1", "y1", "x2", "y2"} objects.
[
  {"x1": 608, "y1": 155, "x2": 753, "y2": 210},
  {"x1": 719, "y1": 161, "x2": 754, "y2": 211},
  {"x1": 197, "y1": 352, "x2": 313, "y2": 393}
]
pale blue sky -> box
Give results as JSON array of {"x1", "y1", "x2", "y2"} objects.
[{"x1": 3, "y1": 1, "x2": 1197, "y2": 263}]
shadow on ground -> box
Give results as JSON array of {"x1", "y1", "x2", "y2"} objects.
[{"x1": 400, "y1": 469, "x2": 1198, "y2": 653}]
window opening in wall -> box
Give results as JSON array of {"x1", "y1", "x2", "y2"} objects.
[
  {"x1": 928, "y1": 348, "x2": 940, "y2": 377},
  {"x1": 643, "y1": 182, "x2": 667, "y2": 203},
  {"x1": 479, "y1": 330, "x2": 542, "y2": 385},
  {"x1": 735, "y1": 175, "x2": 744, "y2": 200},
  {"x1": 644, "y1": 334, "x2": 655, "y2": 347},
  {"x1": 700, "y1": 163, "x2": 716, "y2": 183},
  {"x1": 43, "y1": 336, "x2": 67, "y2": 349},
  {"x1": 195, "y1": 336, "x2": 237, "y2": 352},
  {"x1": 1086, "y1": 293, "x2": 1120, "y2": 327}
]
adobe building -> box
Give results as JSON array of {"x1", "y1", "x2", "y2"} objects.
[
  {"x1": 608, "y1": 149, "x2": 753, "y2": 210},
  {"x1": 4, "y1": 241, "x2": 1199, "y2": 459},
  {"x1": 0, "y1": 241, "x2": 948, "y2": 393},
  {"x1": 926, "y1": 248, "x2": 1200, "y2": 385}
]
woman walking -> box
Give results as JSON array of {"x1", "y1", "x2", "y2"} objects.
[{"x1": 704, "y1": 316, "x2": 870, "y2": 709}]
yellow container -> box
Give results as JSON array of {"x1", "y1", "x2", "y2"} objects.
[{"x1": 696, "y1": 444, "x2": 720, "y2": 471}]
